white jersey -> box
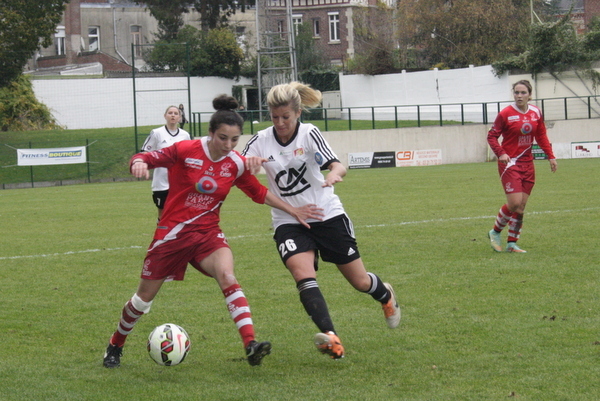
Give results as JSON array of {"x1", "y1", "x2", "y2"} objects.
[
  {"x1": 141, "y1": 125, "x2": 190, "y2": 191},
  {"x1": 242, "y1": 122, "x2": 345, "y2": 229}
]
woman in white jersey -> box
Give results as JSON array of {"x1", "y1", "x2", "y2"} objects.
[
  {"x1": 141, "y1": 105, "x2": 191, "y2": 219},
  {"x1": 242, "y1": 82, "x2": 401, "y2": 360}
]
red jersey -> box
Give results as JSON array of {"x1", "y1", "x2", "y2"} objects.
[
  {"x1": 487, "y1": 103, "x2": 555, "y2": 163},
  {"x1": 130, "y1": 137, "x2": 268, "y2": 241}
]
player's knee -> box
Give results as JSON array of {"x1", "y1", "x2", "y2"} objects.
[{"x1": 132, "y1": 293, "x2": 153, "y2": 314}]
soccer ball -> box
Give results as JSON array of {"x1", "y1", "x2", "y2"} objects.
[{"x1": 147, "y1": 323, "x2": 191, "y2": 366}]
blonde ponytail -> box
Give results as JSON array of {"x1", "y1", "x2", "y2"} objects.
[{"x1": 267, "y1": 82, "x2": 322, "y2": 112}]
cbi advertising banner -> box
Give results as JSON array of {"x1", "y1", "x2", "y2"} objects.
[
  {"x1": 17, "y1": 147, "x2": 87, "y2": 166},
  {"x1": 348, "y1": 152, "x2": 396, "y2": 169},
  {"x1": 396, "y1": 149, "x2": 442, "y2": 167}
]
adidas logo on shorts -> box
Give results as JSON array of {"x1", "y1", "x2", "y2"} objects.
[{"x1": 347, "y1": 248, "x2": 356, "y2": 256}]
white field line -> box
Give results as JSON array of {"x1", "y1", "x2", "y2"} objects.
[
  {"x1": 2, "y1": 207, "x2": 598, "y2": 261},
  {"x1": 363, "y1": 207, "x2": 600, "y2": 228},
  {"x1": 0, "y1": 246, "x2": 144, "y2": 261}
]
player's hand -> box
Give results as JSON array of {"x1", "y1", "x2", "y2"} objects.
[
  {"x1": 322, "y1": 172, "x2": 343, "y2": 187},
  {"x1": 245, "y1": 156, "x2": 268, "y2": 175},
  {"x1": 498, "y1": 154, "x2": 510, "y2": 164},
  {"x1": 549, "y1": 159, "x2": 558, "y2": 173},
  {"x1": 131, "y1": 159, "x2": 150, "y2": 180},
  {"x1": 293, "y1": 204, "x2": 324, "y2": 228}
]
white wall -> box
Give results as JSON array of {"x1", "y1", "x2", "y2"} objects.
[
  {"x1": 31, "y1": 65, "x2": 600, "y2": 131},
  {"x1": 33, "y1": 76, "x2": 252, "y2": 130},
  {"x1": 339, "y1": 65, "x2": 508, "y2": 107},
  {"x1": 338, "y1": 66, "x2": 600, "y2": 123}
]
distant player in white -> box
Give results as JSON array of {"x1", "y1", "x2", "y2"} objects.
[
  {"x1": 242, "y1": 82, "x2": 401, "y2": 360},
  {"x1": 141, "y1": 105, "x2": 190, "y2": 219}
]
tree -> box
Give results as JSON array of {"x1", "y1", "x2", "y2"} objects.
[
  {"x1": 0, "y1": 0, "x2": 68, "y2": 87},
  {"x1": 0, "y1": 76, "x2": 61, "y2": 131},
  {"x1": 197, "y1": 28, "x2": 244, "y2": 78},
  {"x1": 295, "y1": 22, "x2": 328, "y2": 73},
  {"x1": 396, "y1": 0, "x2": 542, "y2": 69},
  {"x1": 492, "y1": 13, "x2": 600, "y2": 91},
  {"x1": 349, "y1": 2, "x2": 400, "y2": 75},
  {"x1": 137, "y1": 0, "x2": 253, "y2": 36},
  {"x1": 135, "y1": 0, "x2": 191, "y2": 41},
  {"x1": 294, "y1": 23, "x2": 339, "y2": 91},
  {"x1": 144, "y1": 25, "x2": 244, "y2": 79}
]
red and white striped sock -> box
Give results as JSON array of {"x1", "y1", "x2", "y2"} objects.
[
  {"x1": 493, "y1": 204, "x2": 512, "y2": 232},
  {"x1": 223, "y1": 284, "x2": 255, "y2": 348},
  {"x1": 110, "y1": 293, "x2": 152, "y2": 347},
  {"x1": 508, "y1": 212, "x2": 524, "y2": 242}
]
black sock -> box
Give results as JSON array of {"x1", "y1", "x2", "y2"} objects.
[
  {"x1": 297, "y1": 278, "x2": 335, "y2": 333},
  {"x1": 364, "y1": 272, "x2": 390, "y2": 304}
]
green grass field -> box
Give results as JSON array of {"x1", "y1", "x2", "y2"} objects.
[{"x1": 1, "y1": 159, "x2": 599, "y2": 400}]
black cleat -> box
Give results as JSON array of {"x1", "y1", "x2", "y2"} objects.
[
  {"x1": 245, "y1": 340, "x2": 271, "y2": 366},
  {"x1": 103, "y1": 343, "x2": 123, "y2": 368}
]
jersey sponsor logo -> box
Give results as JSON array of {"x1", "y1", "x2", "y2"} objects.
[
  {"x1": 195, "y1": 176, "x2": 218, "y2": 194},
  {"x1": 185, "y1": 158, "x2": 204, "y2": 169},
  {"x1": 520, "y1": 122, "x2": 533, "y2": 135},
  {"x1": 518, "y1": 135, "x2": 532, "y2": 146},
  {"x1": 185, "y1": 192, "x2": 215, "y2": 208},
  {"x1": 275, "y1": 163, "x2": 310, "y2": 197},
  {"x1": 315, "y1": 152, "x2": 324, "y2": 165},
  {"x1": 204, "y1": 165, "x2": 215, "y2": 176},
  {"x1": 220, "y1": 163, "x2": 232, "y2": 177},
  {"x1": 508, "y1": 115, "x2": 520, "y2": 121}
]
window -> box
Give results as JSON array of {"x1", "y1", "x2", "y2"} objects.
[
  {"x1": 328, "y1": 12, "x2": 340, "y2": 42},
  {"x1": 88, "y1": 26, "x2": 100, "y2": 51},
  {"x1": 55, "y1": 26, "x2": 65, "y2": 55},
  {"x1": 292, "y1": 14, "x2": 303, "y2": 36},
  {"x1": 131, "y1": 25, "x2": 142, "y2": 57},
  {"x1": 312, "y1": 18, "x2": 320, "y2": 37}
]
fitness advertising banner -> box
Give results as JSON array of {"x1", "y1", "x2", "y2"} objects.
[{"x1": 17, "y1": 147, "x2": 87, "y2": 166}]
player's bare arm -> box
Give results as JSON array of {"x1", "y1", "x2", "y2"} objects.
[{"x1": 322, "y1": 161, "x2": 346, "y2": 187}]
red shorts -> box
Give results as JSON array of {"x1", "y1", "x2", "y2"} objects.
[
  {"x1": 498, "y1": 161, "x2": 535, "y2": 195},
  {"x1": 141, "y1": 227, "x2": 230, "y2": 281}
]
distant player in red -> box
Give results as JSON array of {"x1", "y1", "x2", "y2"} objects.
[
  {"x1": 103, "y1": 95, "x2": 323, "y2": 368},
  {"x1": 487, "y1": 80, "x2": 558, "y2": 253}
]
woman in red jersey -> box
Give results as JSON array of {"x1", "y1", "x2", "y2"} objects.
[
  {"x1": 103, "y1": 95, "x2": 323, "y2": 368},
  {"x1": 487, "y1": 80, "x2": 558, "y2": 253}
]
